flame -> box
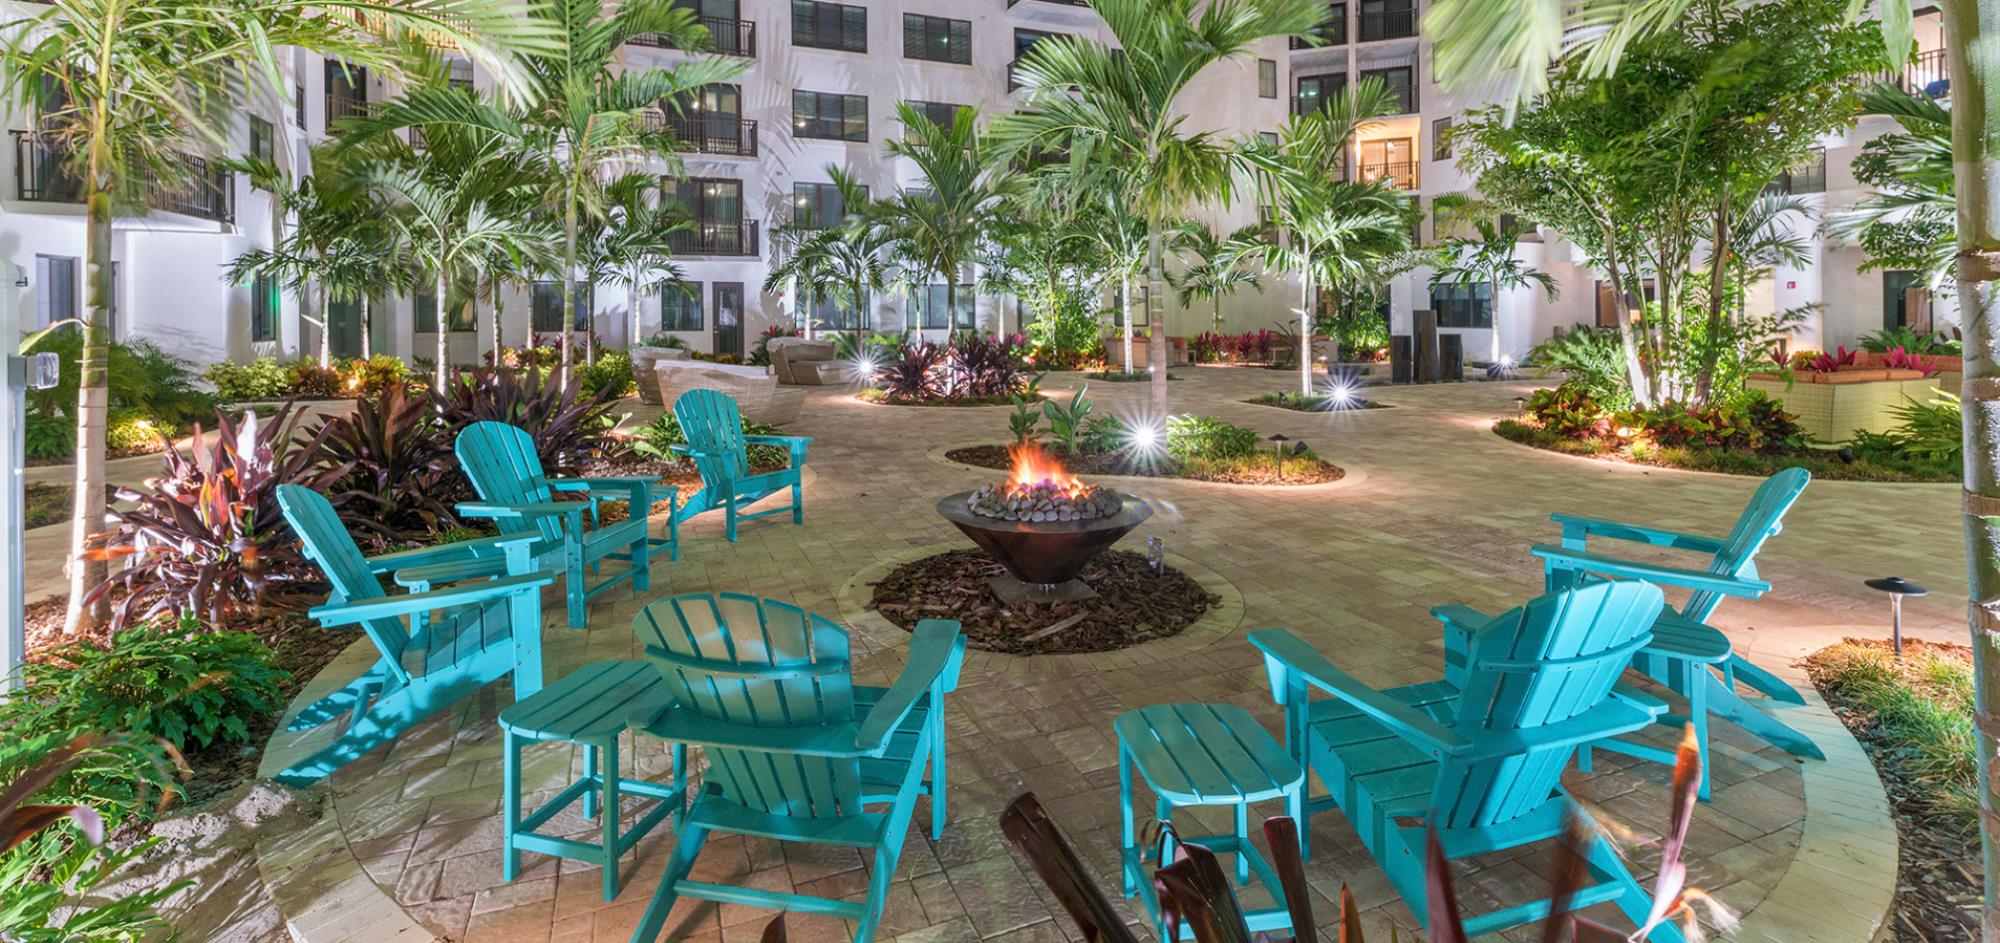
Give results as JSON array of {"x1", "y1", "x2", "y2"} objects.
[{"x1": 1006, "y1": 442, "x2": 1089, "y2": 499}]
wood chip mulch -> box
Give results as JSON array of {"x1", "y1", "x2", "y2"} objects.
[
  {"x1": 1806, "y1": 637, "x2": 1980, "y2": 942},
  {"x1": 866, "y1": 549, "x2": 1217, "y2": 655},
  {"x1": 944, "y1": 443, "x2": 1345, "y2": 486}
]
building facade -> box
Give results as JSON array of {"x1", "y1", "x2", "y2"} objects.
[{"x1": 0, "y1": 0, "x2": 1956, "y2": 371}]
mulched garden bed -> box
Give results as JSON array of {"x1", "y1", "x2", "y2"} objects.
[
  {"x1": 26, "y1": 440, "x2": 171, "y2": 467},
  {"x1": 25, "y1": 481, "x2": 69, "y2": 529},
  {"x1": 1805, "y1": 637, "x2": 1980, "y2": 941},
  {"x1": 858, "y1": 389, "x2": 1037, "y2": 407},
  {"x1": 1493, "y1": 419, "x2": 1959, "y2": 483},
  {"x1": 1084, "y1": 371, "x2": 1182, "y2": 382},
  {"x1": 581, "y1": 452, "x2": 790, "y2": 522},
  {"x1": 944, "y1": 443, "x2": 1344, "y2": 486},
  {"x1": 867, "y1": 549, "x2": 1216, "y2": 655},
  {"x1": 24, "y1": 596, "x2": 359, "y2": 809},
  {"x1": 1244, "y1": 392, "x2": 1391, "y2": 412}
]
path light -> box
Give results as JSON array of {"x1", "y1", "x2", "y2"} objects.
[
  {"x1": 1147, "y1": 536, "x2": 1165, "y2": 576},
  {"x1": 1269, "y1": 433, "x2": 1289, "y2": 479},
  {"x1": 1864, "y1": 576, "x2": 1928, "y2": 656},
  {"x1": 1514, "y1": 395, "x2": 1527, "y2": 418}
]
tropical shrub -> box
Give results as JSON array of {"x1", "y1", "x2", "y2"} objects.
[
  {"x1": 946, "y1": 333, "x2": 1032, "y2": 398},
  {"x1": 638, "y1": 332, "x2": 691, "y2": 349},
  {"x1": 1040, "y1": 386, "x2": 1094, "y2": 454},
  {"x1": 877, "y1": 340, "x2": 943, "y2": 402},
  {"x1": 1078, "y1": 415, "x2": 1126, "y2": 454},
  {"x1": 285, "y1": 360, "x2": 344, "y2": 398},
  {"x1": 1190, "y1": 332, "x2": 1225, "y2": 363},
  {"x1": 1008, "y1": 395, "x2": 1042, "y2": 445},
  {"x1": 1166, "y1": 414, "x2": 1260, "y2": 461},
  {"x1": 749, "y1": 322, "x2": 802, "y2": 367},
  {"x1": 577, "y1": 349, "x2": 636, "y2": 398},
  {"x1": 315, "y1": 381, "x2": 463, "y2": 544},
  {"x1": 492, "y1": 344, "x2": 562, "y2": 370},
  {"x1": 1879, "y1": 346, "x2": 1939, "y2": 375},
  {"x1": 26, "y1": 411, "x2": 78, "y2": 459},
  {"x1": 430, "y1": 366, "x2": 619, "y2": 473},
  {"x1": 1805, "y1": 345, "x2": 1860, "y2": 374},
  {"x1": 82, "y1": 404, "x2": 346, "y2": 628},
  {"x1": 630, "y1": 413, "x2": 790, "y2": 469},
  {"x1": 1859, "y1": 325, "x2": 1957, "y2": 355},
  {"x1": 204, "y1": 357, "x2": 293, "y2": 401},
  {"x1": 1856, "y1": 392, "x2": 1963, "y2": 465},
  {"x1": 18, "y1": 614, "x2": 288, "y2": 751},
  {"x1": 342, "y1": 354, "x2": 410, "y2": 397},
  {"x1": 103, "y1": 410, "x2": 165, "y2": 452},
  {"x1": 1019, "y1": 293, "x2": 1101, "y2": 368},
  {"x1": 1530, "y1": 329, "x2": 1630, "y2": 408},
  {"x1": 1527, "y1": 384, "x2": 1613, "y2": 439}
]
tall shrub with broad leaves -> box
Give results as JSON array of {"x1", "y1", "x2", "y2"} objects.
[
  {"x1": 82, "y1": 404, "x2": 348, "y2": 629},
  {"x1": 430, "y1": 366, "x2": 619, "y2": 473},
  {"x1": 879, "y1": 341, "x2": 943, "y2": 402},
  {"x1": 314, "y1": 381, "x2": 465, "y2": 545},
  {"x1": 948, "y1": 334, "x2": 1032, "y2": 398}
]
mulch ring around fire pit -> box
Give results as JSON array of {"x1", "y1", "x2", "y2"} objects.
[
  {"x1": 944, "y1": 444, "x2": 1344, "y2": 486},
  {"x1": 867, "y1": 549, "x2": 1218, "y2": 655}
]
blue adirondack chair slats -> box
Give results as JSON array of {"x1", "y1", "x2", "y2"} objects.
[
  {"x1": 625, "y1": 593, "x2": 964, "y2": 943},
  {"x1": 1531, "y1": 468, "x2": 1821, "y2": 798},
  {"x1": 670, "y1": 390, "x2": 811, "y2": 543},
  {"x1": 456, "y1": 421, "x2": 673, "y2": 628},
  {"x1": 1252, "y1": 581, "x2": 1684, "y2": 941},
  {"x1": 274, "y1": 484, "x2": 553, "y2": 786}
]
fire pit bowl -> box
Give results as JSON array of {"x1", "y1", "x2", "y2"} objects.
[{"x1": 936, "y1": 489, "x2": 1154, "y2": 592}]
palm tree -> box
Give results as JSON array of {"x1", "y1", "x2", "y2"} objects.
[
  {"x1": 0, "y1": 0, "x2": 557, "y2": 634},
  {"x1": 580, "y1": 173, "x2": 686, "y2": 349},
  {"x1": 340, "y1": 0, "x2": 743, "y2": 380},
  {"x1": 995, "y1": 0, "x2": 1329, "y2": 415},
  {"x1": 767, "y1": 166, "x2": 884, "y2": 340},
  {"x1": 366, "y1": 145, "x2": 559, "y2": 389},
  {"x1": 1427, "y1": 195, "x2": 1557, "y2": 364},
  {"x1": 1173, "y1": 223, "x2": 1267, "y2": 333},
  {"x1": 224, "y1": 164, "x2": 401, "y2": 365},
  {"x1": 874, "y1": 103, "x2": 1008, "y2": 340},
  {"x1": 1427, "y1": 0, "x2": 2000, "y2": 923},
  {"x1": 1245, "y1": 84, "x2": 1415, "y2": 395}
]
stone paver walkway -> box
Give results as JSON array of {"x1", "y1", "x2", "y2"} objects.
[{"x1": 259, "y1": 368, "x2": 1942, "y2": 943}]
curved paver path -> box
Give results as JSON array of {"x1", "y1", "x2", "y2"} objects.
[{"x1": 260, "y1": 368, "x2": 1933, "y2": 942}]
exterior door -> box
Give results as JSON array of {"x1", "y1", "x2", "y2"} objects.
[
  {"x1": 327, "y1": 297, "x2": 363, "y2": 359},
  {"x1": 713, "y1": 282, "x2": 744, "y2": 357}
]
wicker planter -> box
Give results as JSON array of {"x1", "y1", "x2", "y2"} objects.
[{"x1": 1747, "y1": 374, "x2": 1944, "y2": 443}]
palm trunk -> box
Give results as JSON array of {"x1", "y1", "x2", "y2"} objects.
[
  {"x1": 360, "y1": 295, "x2": 373, "y2": 360},
  {"x1": 434, "y1": 270, "x2": 450, "y2": 390},
  {"x1": 1939, "y1": 6, "x2": 2000, "y2": 935},
  {"x1": 1696, "y1": 198, "x2": 1731, "y2": 405},
  {"x1": 1119, "y1": 272, "x2": 1134, "y2": 372},
  {"x1": 561, "y1": 196, "x2": 577, "y2": 386},
  {"x1": 1490, "y1": 274, "x2": 1504, "y2": 364},
  {"x1": 1147, "y1": 227, "x2": 1169, "y2": 417},
  {"x1": 1599, "y1": 230, "x2": 1652, "y2": 407},
  {"x1": 61, "y1": 185, "x2": 112, "y2": 634},
  {"x1": 629, "y1": 262, "x2": 643, "y2": 349},
  {"x1": 318, "y1": 282, "x2": 331, "y2": 368},
  {"x1": 492, "y1": 277, "x2": 507, "y2": 364},
  {"x1": 1299, "y1": 273, "x2": 1314, "y2": 397}
]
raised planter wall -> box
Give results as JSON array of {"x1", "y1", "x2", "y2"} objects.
[{"x1": 1747, "y1": 375, "x2": 1945, "y2": 443}]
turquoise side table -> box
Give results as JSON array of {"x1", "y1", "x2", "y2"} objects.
[
  {"x1": 499, "y1": 659, "x2": 685, "y2": 900},
  {"x1": 1115, "y1": 702, "x2": 1306, "y2": 941}
]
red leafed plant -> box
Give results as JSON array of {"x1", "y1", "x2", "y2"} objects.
[
  {"x1": 1805, "y1": 345, "x2": 1858, "y2": 373},
  {"x1": 1879, "y1": 346, "x2": 1939, "y2": 376}
]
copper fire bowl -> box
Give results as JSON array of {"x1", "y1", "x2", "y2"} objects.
[{"x1": 935, "y1": 490, "x2": 1154, "y2": 587}]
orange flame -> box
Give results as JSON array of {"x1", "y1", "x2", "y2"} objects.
[{"x1": 1006, "y1": 442, "x2": 1090, "y2": 499}]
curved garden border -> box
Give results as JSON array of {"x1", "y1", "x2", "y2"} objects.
[
  {"x1": 1485, "y1": 419, "x2": 1962, "y2": 489},
  {"x1": 852, "y1": 392, "x2": 1047, "y2": 409},
  {"x1": 924, "y1": 441, "x2": 1370, "y2": 493}
]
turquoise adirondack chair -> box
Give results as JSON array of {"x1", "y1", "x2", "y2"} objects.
[
  {"x1": 625, "y1": 593, "x2": 965, "y2": 943},
  {"x1": 1529, "y1": 467, "x2": 1822, "y2": 798},
  {"x1": 670, "y1": 390, "x2": 811, "y2": 542},
  {"x1": 455, "y1": 421, "x2": 672, "y2": 628},
  {"x1": 1251, "y1": 581, "x2": 1681, "y2": 941},
  {"x1": 274, "y1": 484, "x2": 553, "y2": 786}
]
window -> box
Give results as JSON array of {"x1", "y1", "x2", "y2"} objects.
[
  {"x1": 793, "y1": 181, "x2": 865, "y2": 228},
  {"x1": 1258, "y1": 59, "x2": 1278, "y2": 99},
  {"x1": 1259, "y1": 131, "x2": 1280, "y2": 147},
  {"x1": 1430, "y1": 282, "x2": 1491, "y2": 329},
  {"x1": 1293, "y1": 2, "x2": 1346, "y2": 48},
  {"x1": 530, "y1": 281, "x2": 590, "y2": 333},
  {"x1": 792, "y1": 90, "x2": 868, "y2": 141},
  {"x1": 1884, "y1": 270, "x2": 1932, "y2": 332},
  {"x1": 1431, "y1": 116, "x2": 1452, "y2": 161},
  {"x1": 904, "y1": 99, "x2": 965, "y2": 128},
  {"x1": 1769, "y1": 148, "x2": 1828, "y2": 195},
  {"x1": 903, "y1": 13, "x2": 971, "y2": 65},
  {"x1": 250, "y1": 272, "x2": 279, "y2": 342},
  {"x1": 249, "y1": 115, "x2": 275, "y2": 165},
  {"x1": 1358, "y1": 0, "x2": 1415, "y2": 41},
  {"x1": 912, "y1": 284, "x2": 974, "y2": 330},
  {"x1": 33, "y1": 255, "x2": 77, "y2": 331},
  {"x1": 416, "y1": 287, "x2": 474, "y2": 333},
  {"x1": 1358, "y1": 137, "x2": 1415, "y2": 189},
  {"x1": 793, "y1": 0, "x2": 866, "y2": 52},
  {"x1": 666, "y1": 177, "x2": 743, "y2": 222},
  {"x1": 807, "y1": 290, "x2": 865, "y2": 332},
  {"x1": 1295, "y1": 74, "x2": 1345, "y2": 115},
  {"x1": 661, "y1": 283, "x2": 704, "y2": 331},
  {"x1": 1594, "y1": 279, "x2": 1657, "y2": 327},
  {"x1": 1359, "y1": 65, "x2": 1416, "y2": 113}
]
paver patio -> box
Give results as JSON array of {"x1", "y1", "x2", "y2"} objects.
[{"x1": 258, "y1": 367, "x2": 1946, "y2": 943}]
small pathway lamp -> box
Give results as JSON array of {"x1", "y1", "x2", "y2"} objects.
[{"x1": 1863, "y1": 576, "x2": 1929, "y2": 656}]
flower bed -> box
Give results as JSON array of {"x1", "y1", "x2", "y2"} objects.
[
  {"x1": 857, "y1": 334, "x2": 1040, "y2": 406},
  {"x1": 948, "y1": 401, "x2": 1343, "y2": 485},
  {"x1": 1244, "y1": 390, "x2": 1388, "y2": 412}
]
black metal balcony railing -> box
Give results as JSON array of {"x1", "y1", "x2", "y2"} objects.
[
  {"x1": 13, "y1": 131, "x2": 235, "y2": 224},
  {"x1": 1884, "y1": 48, "x2": 1950, "y2": 97},
  {"x1": 652, "y1": 113, "x2": 758, "y2": 157},
  {"x1": 1358, "y1": 8, "x2": 1416, "y2": 42},
  {"x1": 325, "y1": 93, "x2": 371, "y2": 130},
  {"x1": 1008, "y1": 57, "x2": 1027, "y2": 91},
  {"x1": 1359, "y1": 159, "x2": 1417, "y2": 190},
  {"x1": 669, "y1": 219, "x2": 759, "y2": 257},
  {"x1": 1006, "y1": 0, "x2": 1089, "y2": 7},
  {"x1": 631, "y1": 16, "x2": 756, "y2": 57}
]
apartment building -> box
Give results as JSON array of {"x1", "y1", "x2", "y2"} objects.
[{"x1": 0, "y1": 0, "x2": 1956, "y2": 369}]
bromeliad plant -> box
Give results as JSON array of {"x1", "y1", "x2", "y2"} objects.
[{"x1": 83, "y1": 404, "x2": 348, "y2": 629}]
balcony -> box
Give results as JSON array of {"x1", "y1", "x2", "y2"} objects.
[
  {"x1": 1291, "y1": 3, "x2": 1346, "y2": 48},
  {"x1": 1358, "y1": 159, "x2": 1417, "y2": 190},
  {"x1": 631, "y1": 16, "x2": 756, "y2": 57},
  {"x1": 652, "y1": 113, "x2": 758, "y2": 157},
  {"x1": 1883, "y1": 48, "x2": 1949, "y2": 98},
  {"x1": 670, "y1": 219, "x2": 759, "y2": 257},
  {"x1": 1357, "y1": 7, "x2": 1415, "y2": 42},
  {"x1": 1006, "y1": 0, "x2": 1089, "y2": 7},
  {"x1": 13, "y1": 131, "x2": 235, "y2": 224},
  {"x1": 325, "y1": 93, "x2": 371, "y2": 130}
]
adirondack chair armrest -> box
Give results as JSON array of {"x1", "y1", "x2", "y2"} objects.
[
  {"x1": 743, "y1": 434, "x2": 812, "y2": 460},
  {"x1": 549, "y1": 476, "x2": 659, "y2": 501},
  {"x1": 633, "y1": 706, "x2": 868, "y2": 758},
  {"x1": 1457, "y1": 698, "x2": 1661, "y2": 760},
  {"x1": 362, "y1": 533, "x2": 540, "y2": 573},
  {"x1": 456, "y1": 501, "x2": 589, "y2": 521},
  {"x1": 307, "y1": 573, "x2": 552, "y2": 628},
  {"x1": 391, "y1": 557, "x2": 510, "y2": 589},
  {"x1": 1530, "y1": 544, "x2": 1771, "y2": 600},
  {"x1": 1548, "y1": 512, "x2": 1728, "y2": 555},
  {"x1": 856, "y1": 621, "x2": 966, "y2": 752},
  {"x1": 1247, "y1": 628, "x2": 1468, "y2": 756}
]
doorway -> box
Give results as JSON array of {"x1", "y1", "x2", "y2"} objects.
[
  {"x1": 327, "y1": 297, "x2": 363, "y2": 360},
  {"x1": 713, "y1": 282, "x2": 744, "y2": 357}
]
